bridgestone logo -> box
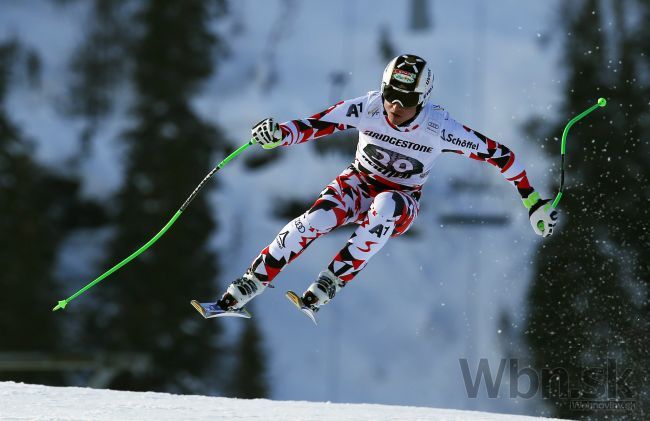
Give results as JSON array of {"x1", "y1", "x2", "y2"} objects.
[{"x1": 363, "y1": 130, "x2": 434, "y2": 153}]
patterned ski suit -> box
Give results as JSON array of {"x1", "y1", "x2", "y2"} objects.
[{"x1": 249, "y1": 91, "x2": 537, "y2": 284}]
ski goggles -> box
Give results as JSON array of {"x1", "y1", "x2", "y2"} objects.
[{"x1": 382, "y1": 84, "x2": 420, "y2": 108}]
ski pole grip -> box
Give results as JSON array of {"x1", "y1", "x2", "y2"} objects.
[{"x1": 551, "y1": 98, "x2": 607, "y2": 210}]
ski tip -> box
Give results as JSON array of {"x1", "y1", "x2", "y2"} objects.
[
  {"x1": 285, "y1": 291, "x2": 318, "y2": 326},
  {"x1": 190, "y1": 300, "x2": 207, "y2": 318},
  {"x1": 285, "y1": 290, "x2": 302, "y2": 308}
]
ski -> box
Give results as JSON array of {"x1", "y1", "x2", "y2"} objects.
[
  {"x1": 190, "y1": 300, "x2": 251, "y2": 319},
  {"x1": 285, "y1": 290, "x2": 318, "y2": 325}
]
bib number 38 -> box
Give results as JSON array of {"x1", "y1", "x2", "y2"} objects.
[{"x1": 362, "y1": 144, "x2": 424, "y2": 179}]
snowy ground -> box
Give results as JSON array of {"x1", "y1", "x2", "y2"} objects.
[{"x1": 0, "y1": 382, "x2": 566, "y2": 421}]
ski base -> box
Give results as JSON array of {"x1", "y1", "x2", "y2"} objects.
[
  {"x1": 285, "y1": 290, "x2": 318, "y2": 325},
  {"x1": 190, "y1": 300, "x2": 251, "y2": 319}
]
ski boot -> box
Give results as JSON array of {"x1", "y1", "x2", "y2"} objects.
[
  {"x1": 191, "y1": 271, "x2": 267, "y2": 319},
  {"x1": 285, "y1": 269, "x2": 345, "y2": 325},
  {"x1": 218, "y1": 271, "x2": 268, "y2": 311}
]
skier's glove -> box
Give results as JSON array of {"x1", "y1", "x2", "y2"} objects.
[
  {"x1": 252, "y1": 118, "x2": 282, "y2": 150},
  {"x1": 527, "y1": 197, "x2": 559, "y2": 238}
]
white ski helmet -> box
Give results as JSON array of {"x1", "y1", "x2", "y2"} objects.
[{"x1": 381, "y1": 54, "x2": 433, "y2": 108}]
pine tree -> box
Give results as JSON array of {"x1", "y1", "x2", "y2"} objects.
[
  {"x1": 83, "y1": 0, "x2": 229, "y2": 393},
  {"x1": 65, "y1": 0, "x2": 134, "y2": 154},
  {"x1": 525, "y1": 0, "x2": 649, "y2": 418},
  {"x1": 0, "y1": 40, "x2": 90, "y2": 385}
]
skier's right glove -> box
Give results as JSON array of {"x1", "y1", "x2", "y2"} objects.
[
  {"x1": 252, "y1": 118, "x2": 283, "y2": 150},
  {"x1": 528, "y1": 197, "x2": 559, "y2": 238}
]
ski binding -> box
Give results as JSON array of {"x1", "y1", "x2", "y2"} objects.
[
  {"x1": 285, "y1": 290, "x2": 318, "y2": 325},
  {"x1": 190, "y1": 300, "x2": 251, "y2": 319}
]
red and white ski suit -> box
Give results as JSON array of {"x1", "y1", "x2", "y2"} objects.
[{"x1": 249, "y1": 91, "x2": 536, "y2": 284}]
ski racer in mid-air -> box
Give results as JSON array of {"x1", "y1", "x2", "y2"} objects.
[{"x1": 211, "y1": 54, "x2": 558, "y2": 319}]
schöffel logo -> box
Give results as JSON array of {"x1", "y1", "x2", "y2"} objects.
[
  {"x1": 440, "y1": 129, "x2": 479, "y2": 150},
  {"x1": 276, "y1": 231, "x2": 288, "y2": 249}
]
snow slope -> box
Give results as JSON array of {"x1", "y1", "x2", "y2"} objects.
[{"x1": 0, "y1": 382, "x2": 565, "y2": 421}]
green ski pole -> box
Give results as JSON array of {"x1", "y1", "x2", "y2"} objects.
[
  {"x1": 53, "y1": 139, "x2": 255, "y2": 312},
  {"x1": 536, "y1": 97, "x2": 607, "y2": 232}
]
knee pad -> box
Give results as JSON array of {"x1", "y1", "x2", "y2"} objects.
[
  {"x1": 370, "y1": 191, "x2": 405, "y2": 220},
  {"x1": 302, "y1": 206, "x2": 339, "y2": 233}
]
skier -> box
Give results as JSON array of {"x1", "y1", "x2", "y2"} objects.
[{"x1": 214, "y1": 54, "x2": 558, "y2": 318}]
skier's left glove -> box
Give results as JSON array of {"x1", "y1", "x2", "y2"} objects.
[
  {"x1": 527, "y1": 196, "x2": 559, "y2": 238},
  {"x1": 251, "y1": 118, "x2": 283, "y2": 150}
]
